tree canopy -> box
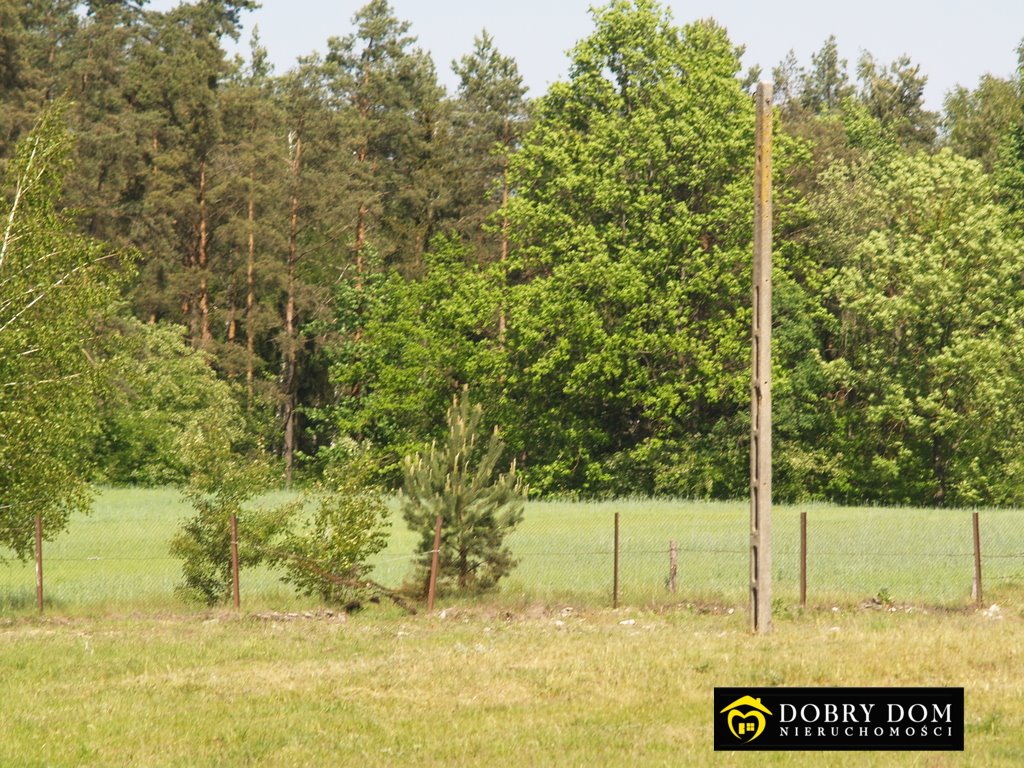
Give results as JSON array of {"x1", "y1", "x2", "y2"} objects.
[
  {"x1": 4, "y1": 0, "x2": 1024, "y2": 513},
  {"x1": 0, "y1": 103, "x2": 126, "y2": 556}
]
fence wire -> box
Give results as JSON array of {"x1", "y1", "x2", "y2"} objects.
[{"x1": 0, "y1": 493, "x2": 1021, "y2": 610}]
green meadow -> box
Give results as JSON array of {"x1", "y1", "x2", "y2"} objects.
[
  {"x1": 0, "y1": 606, "x2": 1021, "y2": 766},
  {"x1": 1, "y1": 489, "x2": 1023, "y2": 766},
  {"x1": 0, "y1": 488, "x2": 1021, "y2": 612}
]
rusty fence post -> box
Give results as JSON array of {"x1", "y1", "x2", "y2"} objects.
[
  {"x1": 427, "y1": 515, "x2": 442, "y2": 612},
  {"x1": 230, "y1": 514, "x2": 240, "y2": 610},
  {"x1": 613, "y1": 512, "x2": 620, "y2": 609},
  {"x1": 972, "y1": 511, "x2": 982, "y2": 606},
  {"x1": 800, "y1": 511, "x2": 807, "y2": 609},
  {"x1": 668, "y1": 540, "x2": 678, "y2": 594},
  {"x1": 34, "y1": 515, "x2": 43, "y2": 613}
]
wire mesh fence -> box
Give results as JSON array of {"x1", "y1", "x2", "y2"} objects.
[
  {"x1": 0, "y1": 489, "x2": 1021, "y2": 611},
  {"x1": 504, "y1": 501, "x2": 1024, "y2": 608}
]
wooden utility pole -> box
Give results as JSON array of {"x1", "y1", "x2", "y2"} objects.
[{"x1": 750, "y1": 82, "x2": 773, "y2": 635}]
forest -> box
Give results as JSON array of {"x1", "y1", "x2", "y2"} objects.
[{"x1": 5, "y1": 0, "x2": 1024, "y2": 555}]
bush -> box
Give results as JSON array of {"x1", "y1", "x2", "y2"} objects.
[
  {"x1": 168, "y1": 405, "x2": 289, "y2": 605},
  {"x1": 95, "y1": 318, "x2": 241, "y2": 486},
  {"x1": 268, "y1": 446, "x2": 391, "y2": 607}
]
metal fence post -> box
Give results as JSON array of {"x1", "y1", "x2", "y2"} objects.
[
  {"x1": 800, "y1": 511, "x2": 807, "y2": 609},
  {"x1": 972, "y1": 511, "x2": 982, "y2": 606},
  {"x1": 427, "y1": 515, "x2": 442, "y2": 612},
  {"x1": 668, "y1": 539, "x2": 678, "y2": 594},
  {"x1": 34, "y1": 515, "x2": 43, "y2": 613},
  {"x1": 230, "y1": 514, "x2": 240, "y2": 610},
  {"x1": 613, "y1": 512, "x2": 620, "y2": 609}
]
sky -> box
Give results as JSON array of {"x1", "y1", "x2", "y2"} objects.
[{"x1": 149, "y1": 0, "x2": 1024, "y2": 110}]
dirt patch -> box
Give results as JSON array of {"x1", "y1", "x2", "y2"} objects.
[{"x1": 250, "y1": 609, "x2": 348, "y2": 623}]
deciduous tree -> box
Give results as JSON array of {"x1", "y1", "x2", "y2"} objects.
[
  {"x1": 0, "y1": 104, "x2": 125, "y2": 557},
  {"x1": 500, "y1": 0, "x2": 757, "y2": 495},
  {"x1": 815, "y1": 150, "x2": 1024, "y2": 504}
]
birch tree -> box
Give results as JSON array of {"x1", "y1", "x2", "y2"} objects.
[{"x1": 0, "y1": 104, "x2": 124, "y2": 557}]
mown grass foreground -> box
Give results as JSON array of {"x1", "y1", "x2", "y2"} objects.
[{"x1": 0, "y1": 605, "x2": 1022, "y2": 766}]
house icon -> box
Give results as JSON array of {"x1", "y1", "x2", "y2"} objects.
[{"x1": 719, "y1": 695, "x2": 773, "y2": 742}]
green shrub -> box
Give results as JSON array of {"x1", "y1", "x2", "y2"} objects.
[
  {"x1": 268, "y1": 446, "x2": 391, "y2": 607},
  {"x1": 168, "y1": 405, "x2": 288, "y2": 605}
]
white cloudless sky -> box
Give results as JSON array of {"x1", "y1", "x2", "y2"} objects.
[{"x1": 148, "y1": 0, "x2": 1024, "y2": 110}]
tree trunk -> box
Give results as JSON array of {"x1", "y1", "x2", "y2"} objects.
[
  {"x1": 458, "y1": 547, "x2": 469, "y2": 589},
  {"x1": 245, "y1": 192, "x2": 256, "y2": 410},
  {"x1": 498, "y1": 158, "x2": 509, "y2": 345},
  {"x1": 354, "y1": 203, "x2": 367, "y2": 280},
  {"x1": 354, "y1": 131, "x2": 369, "y2": 286},
  {"x1": 283, "y1": 134, "x2": 303, "y2": 485},
  {"x1": 932, "y1": 434, "x2": 948, "y2": 507},
  {"x1": 197, "y1": 156, "x2": 211, "y2": 345}
]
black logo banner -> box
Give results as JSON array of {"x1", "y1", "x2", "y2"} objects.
[{"x1": 714, "y1": 687, "x2": 964, "y2": 751}]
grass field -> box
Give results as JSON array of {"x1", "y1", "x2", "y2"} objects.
[
  {"x1": 1, "y1": 489, "x2": 1023, "y2": 766},
  {"x1": 0, "y1": 487, "x2": 1021, "y2": 611},
  {"x1": 0, "y1": 606, "x2": 1022, "y2": 766}
]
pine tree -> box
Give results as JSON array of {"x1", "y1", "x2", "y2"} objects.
[
  {"x1": 944, "y1": 73, "x2": 1021, "y2": 172},
  {"x1": 801, "y1": 36, "x2": 853, "y2": 113},
  {"x1": 125, "y1": 1, "x2": 253, "y2": 342},
  {"x1": 59, "y1": 0, "x2": 154, "y2": 256},
  {"x1": 0, "y1": 0, "x2": 79, "y2": 163},
  {"x1": 211, "y1": 30, "x2": 287, "y2": 420},
  {"x1": 401, "y1": 387, "x2": 525, "y2": 594},
  {"x1": 271, "y1": 55, "x2": 344, "y2": 481},
  {"x1": 324, "y1": 0, "x2": 445, "y2": 275},
  {"x1": 856, "y1": 52, "x2": 938, "y2": 150},
  {"x1": 449, "y1": 31, "x2": 529, "y2": 270}
]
